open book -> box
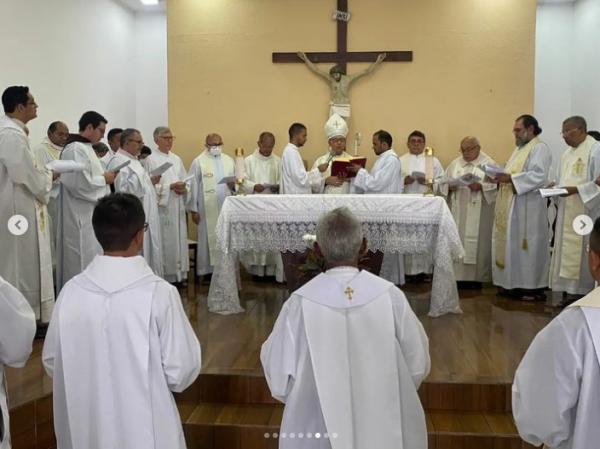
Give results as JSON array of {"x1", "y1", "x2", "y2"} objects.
[
  {"x1": 442, "y1": 173, "x2": 482, "y2": 187},
  {"x1": 480, "y1": 163, "x2": 507, "y2": 177},
  {"x1": 149, "y1": 161, "x2": 173, "y2": 177},
  {"x1": 46, "y1": 160, "x2": 86, "y2": 173},
  {"x1": 331, "y1": 157, "x2": 367, "y2": 178}
]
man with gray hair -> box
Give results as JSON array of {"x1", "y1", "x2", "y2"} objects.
[
  {"x1": 442, "y1": 136, "x2": 497, "y2": 287},
  {"x1": 147, "y1": 126, "x2": 190, "y2": 283},
  {"x1": 106, "y1": 128, "x2": 163, "y2": 276},
  {"x1": 261, "y1": 207, "x2": 430, "y2": 449},
  {"x1": 549, "y1": 116, "x2": 600, "y2": 305}
]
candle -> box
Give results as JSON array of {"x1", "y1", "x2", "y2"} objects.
[{"x1": 424, "y1": 146, "x2": 434, "y2": 181}]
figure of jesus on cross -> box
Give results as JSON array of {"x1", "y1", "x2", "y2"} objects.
[
  {"x1": 297, "y1": 51, "x2": 386, "y2": 118},
  {"x1": 272, "y1": 0, "x2": 412, "y2": 119}
]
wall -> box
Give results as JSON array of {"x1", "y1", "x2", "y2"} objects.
[
  {"x1": 534, "y1": 2, "x2": 573, "y2": 179},
  {"x1": 0, "y1": 0, "x2": 167, "y2": 148},
  {"x1": 134, "y1": 11, "x2": 169, "y2": 144},
  {"x1": 572, "y1": 0, "x2": 600, "y2": 128},
  {"x1": 168, "y1": 0, "x2": 537, "y2": 169}
]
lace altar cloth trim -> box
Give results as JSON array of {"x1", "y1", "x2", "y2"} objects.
[{"x1": 209, "y1": 194, "x2": 464, "y2": 317}]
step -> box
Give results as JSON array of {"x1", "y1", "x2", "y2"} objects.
[
  {"x1": 178, "y1": 402, "x2": 535, "y2": 449},
  {"x1": 175, "y1": 373, "x2": 512, "y2": 412}
]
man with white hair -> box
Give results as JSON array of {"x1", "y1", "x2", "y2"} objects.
[
  {"x1": 311, "y1": 113, "x2": 350, "y2": 194},
  {"x1": 261, "y1": 207, "x2": 430, "y2": 449},
  {"x1": 241, "y1": 131, "x2": 281, "y2": 278},
  {"x1": 147, "y1": 126, "x2": 190, "y2": 283},
  {"x1": 442, "y1": 136, "x2": 497, "y2": 286}
]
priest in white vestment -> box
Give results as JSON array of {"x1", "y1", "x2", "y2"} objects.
[
  {"x1": 0, "y1": 275, "x2": 36, "y2": 449},
  {"x1": 240, "y1": 131, "x2": 282, "y2": 277},
  {"x1": 549, "y1": 116, "x2": 600, "y2": 299},
  {"x1": 107, "y1": 128, "x2": 164, "y2": 277},
  {"x1": 261, "y1": 207, "x2": 430, "y2": 449},
  {"x1": 348, "y1": 130, "x2": 405, "y2": 285},
  {"x1": 492, "y1": 115, "x2": 552, "y2": 300},
  {"x1": 146, "y1": 127, "x2": 190, "y2": 283},
  {"x1": 0, "y1": 86, "x2": 55, "y2": 323},
  {"x1": 311, "y1": 114, "x2": 351, "y2": 194},
  {"x1": 400, "y1": 130, "x2": 444, "y2": 276},
  {"x1": 43, "y1": 193, "x2": 201, "y2": 449},
  {"x1": 188, "y1": 133, "x2": 235, "y2": 275},
  {"x1": 512, "y1": 217, "x2": 600, "y2": 449},
  {"x1": 100, "y1": 127, "x2": 122, "y2": 168},
  {"x1": 441, "y1": 137, "x2": 497, "y2": 284},
  {"x1": 33, "y1": 121, "x2": 69, "y2": 263},
  {"x1": 56, "y1": 111, "x2": 115, "y2": 291},
  {"x1": 281, "y1": 123, "x2": 327, "y2": 194}
]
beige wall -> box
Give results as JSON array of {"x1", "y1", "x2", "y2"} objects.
[{"x1": 168, "y1": 0, "x2": 536, "y2": 169}]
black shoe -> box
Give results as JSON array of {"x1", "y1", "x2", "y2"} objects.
[{"x1": 457, "y1": 281, "x2": 483, "y2": 290}]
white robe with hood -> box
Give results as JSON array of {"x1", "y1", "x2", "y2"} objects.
[{"x1": 42, "y1": 255, "x2": 201, "y2": 449}]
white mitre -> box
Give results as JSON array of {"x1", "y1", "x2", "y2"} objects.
[{"x1": 324, "y1": 113, "x2": 348, "y2": 139}]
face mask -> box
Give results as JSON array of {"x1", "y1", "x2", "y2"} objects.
[{"x1": 208, "y1": 145, "x2": 222, "y2": 156}]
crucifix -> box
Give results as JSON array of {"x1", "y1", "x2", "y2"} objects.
[
  {"x1": 344, "y1": 287, "x2": 354, "y2": 301},
  {"x1": 272, "y1": 0, "x2": 413, "y2": 118}
]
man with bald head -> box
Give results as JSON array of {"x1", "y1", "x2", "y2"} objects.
[
  {"x1": 33, "y1": 121, "x2": 69, "y2": 262},
  {"x1": 443, "y1": 137, "x2": 497, "y2": 286},
  {"x1": 549, "y1": 116, "x2": 600, "y2": 305},
  {"x1": 188, "y1": 133, "x2": 235, "y2": 277}
]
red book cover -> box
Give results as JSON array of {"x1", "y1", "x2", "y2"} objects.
[{"x1": 331, "y1": 157, "x2": 367, "y2": 178}]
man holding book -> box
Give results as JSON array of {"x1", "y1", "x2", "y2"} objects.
[{"x1": 311, "y1": 113, "x2": 351, "y2": 194}]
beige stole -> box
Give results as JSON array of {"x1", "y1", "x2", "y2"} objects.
[
  {"x1": 197, "y1": 152, "x2": 234, "y2": 261},
  {"x1": 448, "y1": 161, "x2": 486, "y2": 264},
  {"x1": 493, "y1": 138, "x2": 539, "y2": 269},
  {"x1": 559, "y1": 136, "x2": 596, "y2": 279},
  {"x1": 28, "y1": 147, "x2": 55, "y2": 317}
]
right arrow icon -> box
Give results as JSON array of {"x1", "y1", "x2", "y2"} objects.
[{"x1": 573, "y1": 214, "x2": 593, "y2": 236}]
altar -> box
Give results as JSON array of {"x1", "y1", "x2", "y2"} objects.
[{"x1": 207, "y1": 194, "x2": 464, "y2": 317}]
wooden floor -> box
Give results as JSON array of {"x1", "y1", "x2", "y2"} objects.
[{"x1": 6, "y1": 275, "x2": 556, "y2": 449}]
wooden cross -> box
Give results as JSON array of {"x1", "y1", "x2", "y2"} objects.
[
  {"x1": 272, "y1": 0, "x2": 413, "y2": 74},
  {"x1": 344, "y1": 286, "x2": 354, "y2": 301}
]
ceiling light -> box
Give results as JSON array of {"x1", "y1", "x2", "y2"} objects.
[{"x1": 140, "y1": 0, "x2": 159, "y2": 5}]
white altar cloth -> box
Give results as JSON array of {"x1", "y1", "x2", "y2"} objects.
[{"x1": 208, "y1": 194, "x2": 464, "y2": 317}]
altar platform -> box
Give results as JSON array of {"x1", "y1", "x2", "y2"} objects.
[{"x1": 6, "y1": 275, "x2": 556, "y2": 449}]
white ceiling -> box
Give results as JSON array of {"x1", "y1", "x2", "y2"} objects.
[{"x1": 113, "y1": 0, "x2": 166, "y2": 13}]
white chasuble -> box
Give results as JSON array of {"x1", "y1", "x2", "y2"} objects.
[
  {"x1": 281, "y1": 143, "x2": 324, "y2": 194},
  {"x1": 513, "y1": 287, "x2": 600, "y2": 449},
  {"x1": 550, "y1": 136, "x2": 600, "y2": 295},
  {"x1": 491, "y1": 139, "x2": 552, "y2": 290},
  {"x1": 311, "y1": 150, "x2": 351, "y2": 194},
  {"x1": 0, "y1": 276, "x2": 36, "y2": 449},
  {"x1": 443, "y1": 152, "x2": 497, "y2": 281},
  {"x1": 0, "y1": 115, "x2": 54, "y2": 321},
  {"x1": 42, "y1": 256, "x2": 201, "y2": 449},
  {"x1": 189, "y1": 150, "x2": 235, "y2": 274},
  {"x1": 147, "y1": 150, "x2": 190, "y2": 282},
  {"x1": 240, "y1": 150, "x2": 282, "y2": 276},
  {"x1": 56, "y1": 139, "x2": 109, "y2": 291},
  {"x1": 261, "y1": 267, "x2": 430, "y2": 449}
]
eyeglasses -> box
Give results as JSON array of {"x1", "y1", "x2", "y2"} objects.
[
  {"x1": 159, "y1": 135, "x2": 175, "y2": 141},
  {"x1": 561, "y1": 128, "x2": 578, "y2": 136},
  {"x1": 128, "y1": 139, "x2": 143, "y2": 145}
]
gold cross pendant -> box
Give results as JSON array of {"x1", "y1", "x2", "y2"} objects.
[{"x1": 344, "y1": 286, "x2": 354, "y2": 301}]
